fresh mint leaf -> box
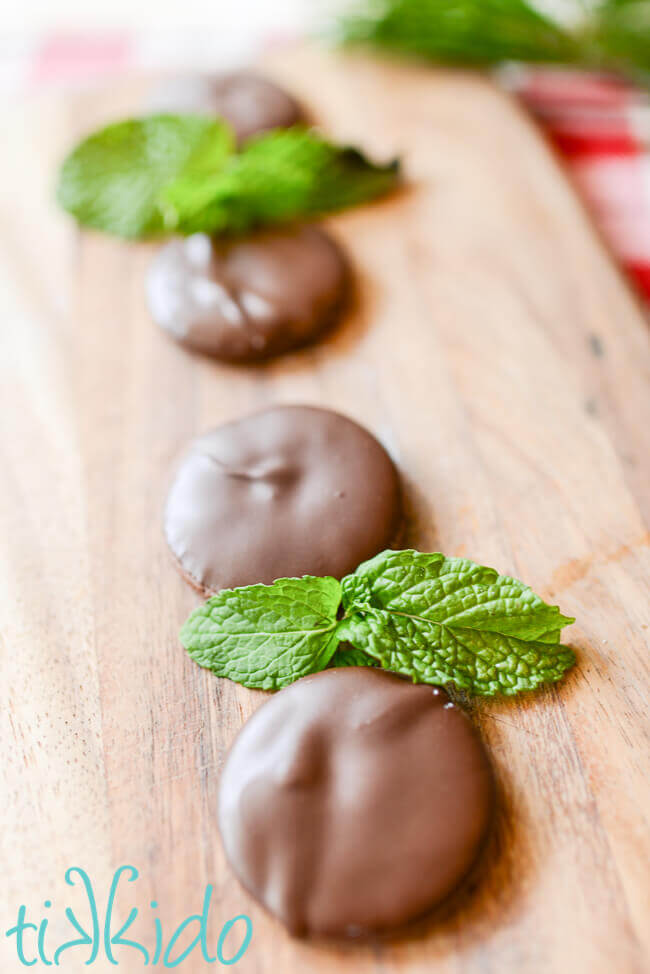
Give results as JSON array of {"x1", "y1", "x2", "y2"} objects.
[
  {"x1": 339, "y1": 0, "x2": 650, "y2": 83},
  {"x1": 57, "y1": 120, "x2": 399, "y2": 239},
  {"x1": 339, "y1": 0, "x2": 581, "y2": 67},
  {"x1": 339, "y1": 550, "x2": 575, "y2": 695},
  {"x1": 180, "y1": 576, "x2": 343, "y2": 690},
  {"x1": 341, "y1": 549, "x2": 574, "y2": 643},
  {"x1": 588, "y1": 0, "x2": 650, "y2": 75},
  {"x1": 179, "y1": 549, "x2": 575, "y2": 697},
  {"x1": 160, "y1": 127, "x2": 400, "y2": 235},
  {"x1": 328, "y1": 644, "x2": 377, "y2": 668},
  {"x1": 338, "y1": 608, "x2": 575, "y2": 696},
  {"x1": 57, "y1": 115, "x2": 234, "y2": 238}
]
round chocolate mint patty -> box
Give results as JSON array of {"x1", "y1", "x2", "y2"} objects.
[
  {"x1": 145, "y1": 70, "x2": 304, "y2": 142},
  {"x1": 146, "y1": 226, "x2": 348, "y2": 363},
  {"x1": 164, "y1": 405, "x2": 401, "y2": 593},
  {"x1": 219, "y1": 667, "x2": 495, "y2": 938}
]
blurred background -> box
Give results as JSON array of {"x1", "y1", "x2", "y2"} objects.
[
  {"x1": 0, "y1": 1, "x2": 341, "y2": 91},
  {"x1": 1, "y1": 7, "x2": 648, "y2": 969},
  {"x1": 1, "y1": 0, "x2": 649, "y2": 303}
]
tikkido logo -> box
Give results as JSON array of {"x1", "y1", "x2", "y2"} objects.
[{"x1": 5, "y1": 866, "x2": 252, "y2": 968}]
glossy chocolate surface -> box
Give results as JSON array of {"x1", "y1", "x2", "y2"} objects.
[
  {"x1": 146, "y1": 70, "x2": 304, "y2": 142},
  {"x1": 164, "y1": 405, "x2": 402, "y2": 593},
  {"x1": 219, "y1": 667, "x2": 495, "y2": 937},
  {"x1": 147, "y1": 227, "x2": 348, "y2": 362}
]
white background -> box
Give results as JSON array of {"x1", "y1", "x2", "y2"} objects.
[
  {"x1": 0, "y1": 0, "x2": 581, "y2": 32},
  {"x1": 1, "y1": 0, "x2": 342, "y2": 32}
]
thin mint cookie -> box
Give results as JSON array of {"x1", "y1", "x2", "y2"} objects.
[
  {"x1": 164, "y1": 406, "x2": 402, "y2": 593},
  {"x1": 147, "y1": 226, "x2": 348, "y2": 362},
  {"x1": 219, "y1": 667, "x2": 495, "y2": 937},
  {"x1": 145, "y1": 71, "x2": 304, "y2": 143}
]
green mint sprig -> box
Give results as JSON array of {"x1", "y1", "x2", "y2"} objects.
[
  {"x1": 56, "y1": 117, "x2": 400, "y2": 239},
  {"x1": 56, "y1": 115, "x2": 235, "y2": 239},
  {"x1": 179, "y1": 576, "x2": 342, "y2": 691},
  {"x1": 339, "y1": 0, "x2": 580, "y2": 66},
  {"x1": 160, "y1": 128, "x2": 399, "y2": 235},
  {"x1": 587, "y1": 0, "x2": 650, "y2": 75},
  {"x1": 337, "y1": 0, "x2": 650, "y2": 82},
  {"x1": 328, "y1": 644, "x2": 377, "y2": 668},
  {"x1": 180, "y1": 549, "x2": 576, "y2": 696}
]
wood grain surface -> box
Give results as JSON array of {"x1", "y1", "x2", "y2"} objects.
[{"x1": 1, "y1": 45, "x2": 649, "y2": 974}]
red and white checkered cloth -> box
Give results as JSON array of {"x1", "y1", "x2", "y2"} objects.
[
  {"x1": 505, "y1": 66, "x2": 650, "y2": 304},
  {"x1": 9, "y1": 33, "x2": 650, "y2": 305}
]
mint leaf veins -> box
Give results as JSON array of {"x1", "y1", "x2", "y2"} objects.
[
  {"x1": 180, "y1": 549, "x2": 576, "y2": 697},
  {"x1": 328, "y1": 644, "x2": 378, "y2": 668},
  {"x1": 338, "y1": 550, "x2": 575, "y2": 695},
  {"x1": 180, "y1": 575, "x2": 343, "y2": 690},
  {"x1": 341, "y1": 550, "x2": 573, "y2": 643}
]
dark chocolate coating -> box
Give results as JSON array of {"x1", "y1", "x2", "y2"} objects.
[
  {"x1": 146, "y1": 70, "x2": 304, "y2": 143},
  {"x1": 146, "y1": 227, "x2": 348, "y2": 362},
  {"x1": 164, "y1": 405, "x2": 402, "y2": 593},
  {"x1": 219, "y1": 667, "x2": 495, "y2": 938}
]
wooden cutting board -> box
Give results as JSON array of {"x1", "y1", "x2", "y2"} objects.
[{"x1": 1, "y1": 44, "x2": 649, "y2": 974}]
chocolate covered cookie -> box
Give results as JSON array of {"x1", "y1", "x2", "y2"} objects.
[
  {"x1": 146, "y1": 70, "x2": 304, "y2": 143},
  {"x1": 164, "y1": 405, "x2": 401, "y2": 593},
  {"x1": 146, "y1": 226, "x2": 348, "y2": 362},
  {"x1": 218, "y1": 667, "x2": 495, "y2": 938}
]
